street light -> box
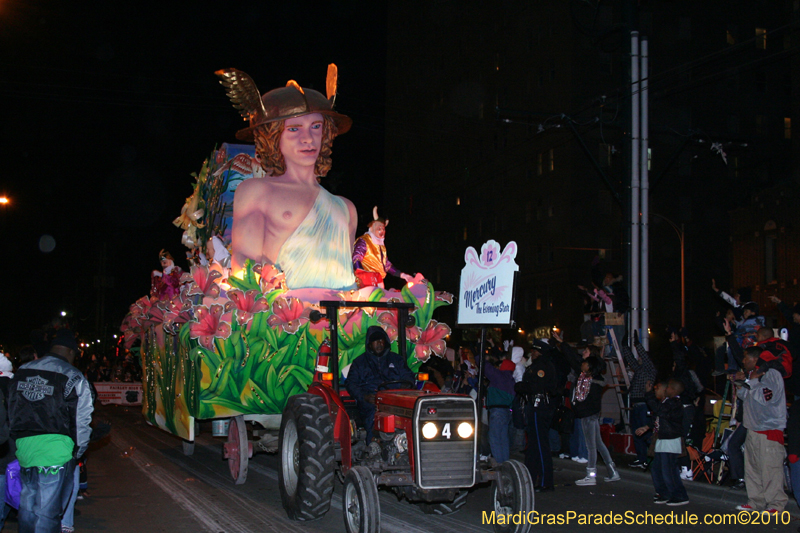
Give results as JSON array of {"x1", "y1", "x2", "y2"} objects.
[
  {"x1": 652, "y1": 213, "x2": 685, "y2": 327},
  {"x1": 0, "y1": 197, "x2": 8, "y2": 205}
]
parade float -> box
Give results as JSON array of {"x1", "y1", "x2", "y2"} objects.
[{"x1": 120, "y1": 66, "x2": 454, "y2": 479}]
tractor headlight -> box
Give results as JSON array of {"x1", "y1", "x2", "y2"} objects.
[
  {"x1": 422, "y1": 422, "x2": 438, "y2": 439},
  {"x1": 457, "y1": 422, "x2": 474, "y2": 439}
]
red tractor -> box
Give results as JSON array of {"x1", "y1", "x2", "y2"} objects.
[{"x1": 278, "y1": 300, "x2": 533, "y2": 533}]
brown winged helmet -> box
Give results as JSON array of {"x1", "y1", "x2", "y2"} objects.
[{"x1": 215, "y1": 64, "x2": 351, "y2": 142}]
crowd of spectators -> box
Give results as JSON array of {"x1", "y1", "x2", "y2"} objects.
[{"x1": 465, "y1": 271, "x2": 797, "y2": 515}]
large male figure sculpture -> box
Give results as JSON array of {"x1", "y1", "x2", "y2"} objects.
[{"x1": 217, "y1": 65, "x2": 357, "y2": 290}]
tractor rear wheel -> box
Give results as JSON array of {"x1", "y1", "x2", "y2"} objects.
[{"x1": 279, "y1": 394, "x2": 335, "y2": 520}]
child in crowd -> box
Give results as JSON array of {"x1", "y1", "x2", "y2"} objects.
[
  {"x1": 569, "y1": 355, "x2": 620, "y2": 485},
  {"x1": 646, "y1": 379, "x2": 689, "y2": 506}
]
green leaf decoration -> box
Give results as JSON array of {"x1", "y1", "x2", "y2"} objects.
[
  {"x1": 248, "y1": 338, "x2": 268, "y2": 363},
  {"x1": 266, "y1": 365, "x2": 278, "y2": 392},
  {"x1": 249, "y1": 312, "x2": 266, "y2": 339},
  {"x1": 270, "y1": 345, "x2": 290, "y2": 370},
  {"x1": 278, "y1": 364, "x2": 314, "y2": 387},
  {"x1": 368, "y1": 288, "x2": 386, "y2": 302},
  {"x1": 179, "y1": 322, "x2": 193, "y2": 346},
  {"x1": 227, "y1": 260, "x2": 259, "y2": 292},
  {"x1": 230, "y1": 331, "x2": 246, "y2": 372},
  {"x1": 208, "y1": 359, "x2": 233, "y2": 397},
  {"x1": 259, "y1": 319, "x2": 279, "y2": 351},
  {"x1": 286, "y1": 382, "x2": 305, "y2": 399},
  {"x1": 240, "y1": 380, "x2": 280, "y2": 412},
  {"x1": 264, "y1": 288, "x2": 287, "y2": 305}
]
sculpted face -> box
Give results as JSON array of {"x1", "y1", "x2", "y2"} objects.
[
  {"x1": 371, "y1": 221, "x2": 386, "y2": 239},
  {"x1": 279, "y1": 113, "x2": 324, "y2": 169}
]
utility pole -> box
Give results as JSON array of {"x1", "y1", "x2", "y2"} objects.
[
  {"x1": 640, "y1": 38, "x2": 650, "y2": 350},
  {"x1": 630, "y1": 31, "x2": 640, "y2": 346}
]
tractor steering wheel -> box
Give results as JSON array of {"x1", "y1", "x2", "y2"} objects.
[{"x1": 377, "y1": 380, "x2": 415, "y2": 391}]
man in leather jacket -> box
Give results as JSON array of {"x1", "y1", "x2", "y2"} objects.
[{"x1": 9, "y1": 330, "x2": 93, "y2": 533}]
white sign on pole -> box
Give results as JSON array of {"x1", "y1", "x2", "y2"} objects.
[{"x1": 457, "y1": 240, "x2": 519, "y2": 327}]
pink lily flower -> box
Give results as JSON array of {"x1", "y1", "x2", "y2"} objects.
[
  {"x1": 135, "y1": 296, "x2": 155, "y2": 312},
  {"x1": 129, "y1": 296, "x2": 154, "y2": 326},
  {"x1": 435, "y1": 291, "x2": 454, "y2": 304},
  {"x1": 411, "y1": 320, "x2": 451, "y2": 362},
  {"x1": 182, "y1": 265, "x2": 222, "y2": 300},
  {"x1": 377, "y1": 310, "x2": 421, "y2": 344},
  {"x1": 123, "y1": 324, "x2": 143, "y2": 349},
  {"x1": 336, "y1": 288, "x2": 377, "y2": 317},
  {"x1": 254, "y1": 264, "x2": 286, "y2": 294},
  {"x1": 163, "y1": 296, "x2": 193, "y2": 335},
  {"x1": 267, "y1": 297, "x2": 310, "y2": 334},
  {"x1": 140, "y1": 302, "x2": 166, "y2": 328},
  {"x1": 189, "y1": 304, "x2": 232, "y2": 350},
  {"x1": 227, "y1": 289, "x2": 269, "y2": 327},
  {"x1": 120, "y1": 313, "x2": 133, "y2": 333}
]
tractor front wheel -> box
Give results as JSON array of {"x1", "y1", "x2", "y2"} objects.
[
  {"x1": 342, "y1": 465, "x2": 380, "y2": 533},
  {"x1": 491, "y1": 460, "x2": 534, "y2": 533}
]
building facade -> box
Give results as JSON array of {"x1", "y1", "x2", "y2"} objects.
[{"x1": 385, "y1": 1, "x2": 799, "y2": 344}]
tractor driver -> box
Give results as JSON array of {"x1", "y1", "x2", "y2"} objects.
[{"x1": 346, "y1": 325, "x2": 416, "y2": 444}]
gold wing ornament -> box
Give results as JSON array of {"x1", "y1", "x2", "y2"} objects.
[{"x1": 214, "y1": 69, "x2": 267, "y2": 125}]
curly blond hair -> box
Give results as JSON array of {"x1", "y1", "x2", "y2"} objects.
[{"x1": 253, "y1": 115, "x2": 338, "y2": 177}]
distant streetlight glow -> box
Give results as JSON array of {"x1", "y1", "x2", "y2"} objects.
[
  {"x1": 0, "y1": 197, "x2": 8, "y2": 205},
  {"x1": 60, "y1": 311, "x2": 67, "y2": 317}
]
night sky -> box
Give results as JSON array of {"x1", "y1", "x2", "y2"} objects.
[{"x1": 1, "y1": 2, "x2": 387, "y2": 346}]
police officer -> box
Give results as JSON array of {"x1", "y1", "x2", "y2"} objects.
[{"x1": 515, "y1": 339, "x2": 558, "y2": 492}]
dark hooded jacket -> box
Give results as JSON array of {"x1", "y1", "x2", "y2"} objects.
[
  {"x1": 345, "y1": 326, "x2": 416, "y2": 403},
  {"x1": 645, "y1": 391, "x2": 684, "y2": 440}
]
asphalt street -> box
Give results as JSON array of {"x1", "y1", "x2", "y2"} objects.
[{"x1": 2, "y1": 404, "x2": 796, "y2": 532}]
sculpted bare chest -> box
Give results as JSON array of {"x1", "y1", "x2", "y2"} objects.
[{"x1": 264, "y1": 192, "x2": 316, "y2": 233}]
